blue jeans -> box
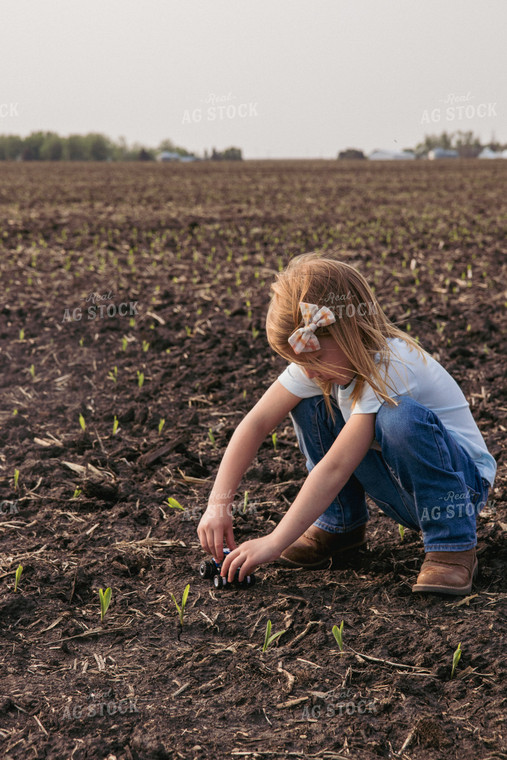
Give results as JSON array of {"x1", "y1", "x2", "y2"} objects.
[{"x1": 290, "y1": 395, "x2": 490, "y2": 552}]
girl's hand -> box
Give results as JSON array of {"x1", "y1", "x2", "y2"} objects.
[
  {"x1": 197, "y1": 507, "x2": 236, "y2": 562},
  {"x1": 220, "y1": 535, "x2": 282, "y2": 582}
]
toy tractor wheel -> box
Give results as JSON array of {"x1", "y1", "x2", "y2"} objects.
[
  {"x1": 213, "y1": 574, "x2": 225, "y2": 589},
  {"x1": 199, "y1": 560, "x2": 214, "y2": 579},
  {"x1": 240, "y1": 573, "x2": 255, "y2": 588}
]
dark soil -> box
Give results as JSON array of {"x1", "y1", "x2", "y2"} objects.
[{"x1": 0, "y1": 160, "x2": 506, "y2": 760}]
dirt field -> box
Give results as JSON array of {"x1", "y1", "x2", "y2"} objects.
[{"x1": 0, "y1": 160, "x2": 506, "y2": 760}]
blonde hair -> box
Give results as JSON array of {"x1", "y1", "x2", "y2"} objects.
[{"x1": 266, "y1": 252, "x2": 426, "y2": 416}]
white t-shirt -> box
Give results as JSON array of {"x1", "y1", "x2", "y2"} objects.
[{"x1": 277, "y1": 337, "x2": 496, "y2": 487}]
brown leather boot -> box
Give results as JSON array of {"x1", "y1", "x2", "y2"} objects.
[
  {"x1": 412, "y1": 548, "x2": 478, "y2": 595},
  {"x1": 278, "y1": 524, "x2": 367, "y2": 569}
]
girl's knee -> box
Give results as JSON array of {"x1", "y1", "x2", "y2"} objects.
[
  {"x1": 290, "y1": 395, "x2": 322, "y2": 426},
  {"x1": 375, "y1": 395, "x2": 429, "y2": 445}
]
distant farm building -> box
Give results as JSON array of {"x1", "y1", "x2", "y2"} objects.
[
  {"x1": 157, "y1": 151, "x2": 181, "y2": 162},
  {"x1": 428, "y1": 148, "x2": 459, "y2": 160},
  {"x1": 369, "y1": 149, "x2": 415, "y2": 160},
  {"x1": 478, "y1": 147, "x2": 505, "y2": 159}
]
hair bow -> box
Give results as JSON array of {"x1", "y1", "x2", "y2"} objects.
[{"x1": 288, "y1": 302, "x2": 336, "y2": 354}]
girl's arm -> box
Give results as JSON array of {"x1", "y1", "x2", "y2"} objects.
[
  {"x1": 197, "y1": 380, "x2": 303, "y2": 561},
  {"x1": 221, "y1": 412, "x2": 375, "y2": 581}
]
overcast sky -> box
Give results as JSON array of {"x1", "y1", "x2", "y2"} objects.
[{"x1": 1, "y1": 0, "x2": 505, "y2": 158}]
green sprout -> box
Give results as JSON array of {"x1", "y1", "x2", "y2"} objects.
[
  {"x1": 99, "y1": 587, "x2": 112, "y2": 621},
  {"x1": 170, "y1": 583, "x2": 190, "y2": 626},
  {"x1": 252, "y1": 327, "x2": 259, "y2": 340},
  {"x1": 262, "y1": 620, "x2": 286, "y2": 652},
  {"x1": 451, "y1": 642, "x2": 462, "y2": 679},
  {"x1": 242, "y1": 389, "x2": 247, "y2": 400},
  {"x1": 137, "y1": 370, "x2": 144, "y2": 388},
  {"x1": 13, "y1": 409, "x2": 18, "y2": 416},
  {"x1": 29, "y1": 364, "x2": 35, "y2": 380},
  {"x1": 108, "y1": 366, "x2": 118, "y2": 383},
  {"x1": 19, "y1": 328, "x2": 25, "y2": 341},
  {"x1": 398, "y1": 524, "x2": 405, "y2": 541},
  {"x1": 272, "y1": 432, "x2": 278, "y2": 452},
  {"x1": 121, "y1": 336, "x2": 128, "y2": 351},
  {"x1": 112, "y1": 415, "x2": 119, "y2": 435},
  {"x1": 167, "y1": 497, "x2": 184, "y2": 511},
  {"x1": 14, "y1": 564, "x2": 23, "y2": 592},
  {"x1": 79, "y1": 414, "x2": 86, "y2": 432},
  {"x1": 14, "y1": 469, "x2": 20, "y2": 490},
  {"x1": 72, "y1": 487, "x2": 82, "y2": 498},
  {"x1": 79, "y1": 336, "x2": 84, "y2": 347},
  {"x1": 332, "y1": 621, "x2": 344, "y2": 652},
  {"x1": 158, "y1": 418, "x2": 165, "y2": 435},
  {"x1": 243, "y1": 491, "x2": 249, "y2": 514},
  {"x1": 142, "y1": 340, "x2": 150, "y2": 352},
  {"x1": 208, "y1": 428, "x2": 216, "y2": 447}
]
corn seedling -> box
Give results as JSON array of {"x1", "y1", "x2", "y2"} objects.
[
  {"x1": 13, "y1": 409, "x2": 18, "y2": 416},
  {"x1": 262, "y1": 620, "x2": 286, "y2": 652},
  {"x1": 243, "y1": 490, "x2": 249, "y2": 514},
  {"x1": 79, "y1": 336, "x2": 84, "y2": 347},
  {"x1": 252, "y1": 327, "x2": 259, "y2": 340},
  {"x1": 78, "y1": 414, "x2": 86, "y2": 433},
  {"x1": 29, "y1": 364, "x2": 35, "y2": 380},
  {"x1": 14, "y1": 564, "x2": 23, "y2": 592},
  {"x1": 108, "y1": 366, "x2": 118, "y2": 383},
  {"x1": 19, "y1": 328, "x2": 25, "y2": 340},
  {"x1": 167, "y1": 497, "x2": 184, "y2": 511},
  {"x1": 208, "y1": 428, "x2": 216, "y2": 447},
  {"x1": 137, "y1": 371, "x2": 144, "y2": 388},
  {"x1": 170, "y1": 583, "x2": 190, "y2": 626},
  {"x1": 158, "y1": 418, "x2": 165, "y2": 435},
  {"x1": 451, "y1": 642, "x2": 462, "y2": 679},
  {"x1": 272, "y1": 432, "x2": 278, "y2": 452},
  {"x1": 398, "y1": 524, "x2": 405, "y2": 541},
  {"x1": 142, "y1": 340, "x2": 150, "y2": 352},
  {"x1": 99, "y1": 587, "x2": 112, "y2": 622},
  {"x1": 112, "y1": 415, "x2": 119, "y2": 435},
  {"x1": 121, "y1": 336, "x2": 128, "y2": 351},
  {"x1": 14, "y1": 469, "x2": 20, "y2": 490},
  {"x1": 72, "y1": 487, "x2": 82, "y2": 498},
  {"x1": 332, "y1": 621, "x2": 344, "y2": 652}
]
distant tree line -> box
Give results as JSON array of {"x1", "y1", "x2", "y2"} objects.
[
  {"x1": 0, "y1": 132, "x2": 243, "y2": 161},
  {"x1": 414, "y1": 130, "x2": 506, "y2": 158},
  {"x1": 207, "y1": 147, "x2": 242, "y2": 161},
  {"x1": 338, "y1": 131, "x2": 507, "y2": 160}
]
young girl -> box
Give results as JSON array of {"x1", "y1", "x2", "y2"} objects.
[{"x1": 197, "y1": 253, "x2": 496, "y2": 595}]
